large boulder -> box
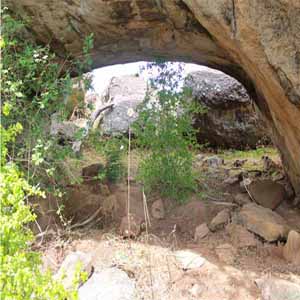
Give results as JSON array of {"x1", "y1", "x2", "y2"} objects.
[
  {"x1": 234, "y1": 203, "x2": 290, "y2": 242},
  {"x1": 8, "y1": 0, "x2": 300, "y2": 195},
  {"x1": 100, "y1": 75, "x2": 147, "y2": 135},
  {"x1": 186, "y1": 70, "x2": 269, "y2": 148}
]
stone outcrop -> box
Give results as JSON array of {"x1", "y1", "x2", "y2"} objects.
[
  {"x1": 186, "y1": 70, "x2": 269, "y2": 148},
  {"x1": 8, "y1": 0, "x2": 300, "y2": 195},
  {"x1": 100, "y1": 75, "x2": 147, "y2": 135}
]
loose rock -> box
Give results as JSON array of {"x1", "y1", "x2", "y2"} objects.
[
  {"x1": 78, "y1": 268, "x2": 136, "y2": 300},
  {"x1": 55, "y1": 251, "x2": 93, "y2": 290},
  {"x1": 226, "y1": 223, "x2": 257, "y2": 248},
  {"x1": 223, "y1": 175, "x2": 240, "y2": 185},
  {"x1": 203, "y1": 156, "x2": 224, "y2": 168},
  {"x1": 255, "y1": 276, "x2": 300, "y2": 300},
  {"x1": 235, "y1": 203, "x2": 290, "y2": 242},
  {"x1": 194, "y1": 223, "x2": 210, "y2": 242},
  {"x1": 119, "y1": 214, "x2": 143, "y2": 238},
  {"x1": 283, "y1": 230, "x2": 300, "y2": 264},
  {"x1": 248, "y1": 179, "x2": 287, "y2": 210},
  {"x1": 175, "y1": 250, "x2": 206, "y2": 270},
  {"x1": 233, "y1": 193, "x2": 251, "y2": 206},
  {"x1": 151, "y1": 199, "x2": 165, "y2": 220},
  {"x1": 209, "y1": 209, "x2": 230, "y2": 232}
]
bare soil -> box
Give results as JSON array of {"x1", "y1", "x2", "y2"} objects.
[{"x1": 38, "y1": 149, "x2": 300, "y2": 299}]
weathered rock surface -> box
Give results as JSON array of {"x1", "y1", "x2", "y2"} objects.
[
  {"x1": 209, "y1": 209, "x2": 230, "y2": 232},
  {"x1": 226, "y1": 223, "x2": 257, "y2": 248},
  {"x1": 203, "y1": 156, "x2": 224, "y2": 168},
  {"x1": 248, "y1": 180, "x2": 287, "y2": 210},
  {"x1": 119, "y1": 214, "x2": 143, "y2": 238},
  {"x1": 235, "y1": 203, "x2": 290, "y2": 242},
  {"x1": 186, "y1": 70, "x2": 269, "y2": 148},
  {"x1": 175, "y1": 250, "x2": 206, "y2": 270},
  {"x1": 283, "y1": 230, "x2": 300, "y2": 265},
  {"x1": 55, "y1": 251, "x2": 93, "y2": 290},
  {"x1": 151, "y1": 199, "x2": 165, "y2": 220},
  {"x1": 100, "y1": 75, "x2": 147, "y2": 135},
  {"x1": 78, "y1": 268, "x2": 136, "y2": 300},
  {"x1": 255, "y1": 276, "x2": 300, "y2": 300},
  {"x1": 9, "y1": 0, "x2": 300, "y2": 195},
  {"x1": 233, "y1": 193, "x2": 251, "y2": 206},
  {"x1": 194, "y1": 223, "x2": 210, "y2": 242}
]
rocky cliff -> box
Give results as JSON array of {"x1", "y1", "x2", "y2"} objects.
[{"x1": 8, "y1": 0, "x2": 300, "y2": 194}]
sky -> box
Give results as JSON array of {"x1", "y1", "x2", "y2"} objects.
[{"x1": 91, "y1": 61, "x2": 213, "y2": 96}]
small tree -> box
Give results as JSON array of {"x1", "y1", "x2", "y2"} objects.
[{"x1": 133, "y1": 62, "x2": 201, "y2": 202}]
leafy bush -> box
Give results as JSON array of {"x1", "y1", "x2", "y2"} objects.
[
  {"x1": 0, "y1": 110, "x2": 78, "y2": 300},
  {"x1": 133, "y1": 62, "x2": 202, "y2": 202},
  {"x1": 86, "y1": 132, "x2": 126, "y2": 183},
  {"x1": 1, "y1": 8, "x2": 93, "y2": 192}
]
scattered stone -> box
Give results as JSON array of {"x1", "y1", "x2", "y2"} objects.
[
  {"x1": 233, "y1": 193, "x2": 251, "y2": 206},
  {"x1": 283, "y1": 230, "x2": 300, "y2": 264},
  {"x1": 119, "y1": 214, "x2": 143, "y2": 238},
  {"x1": 248, "y1": 180, "x2": 287, "y2": 210},
  {"x1": 262, "y1": 155, "x2": 278, "y2": 173},
  {"x1": 82, "y1": 163, "x2": 105, "y2": 179},
  {"x1": 175, "y1": 250, "x2": 206, "y2": 270},
  {"x1": 293, "y1": 194, "x2": 300, "y2": 207},
  {"x1": 215, "y1": 243, "x2": 237, "y2": 264},
  {"x1": 223, "y1": 175, "x2": 240, "y2": 185},
  {"x1": 239, "y1": 178, "x2": 252, "y2": 193},
  {"x1": 55, "y1": 251, "x2": 93, "y2": 290},
  {"x1": 78, "y1": 268, "x2": 136, "y2": 300},
  {"x1": 203, "y1": 156, "x2": 224, "y2": 168},
  {"x1": 255, "y1": 276, "x2": 300, "y2": 300},
  {"x1": 195, "y1": 154, "x2": 205, "y2": 162},
  {"x1": 233, "y1": 159, "x2": 247, "y2": 167},
  {"x1": 194, "y1": 223, "x2": 210, "y2": 242},
  {"x1": 209, "y1": 209, "x2": 230, "y2": 232},
  {"x1": 50, "y1": 113, "x2": 83, "y2": 140},
  {"x1": 235, "y1": 203, "x2": 290, "y2": 242},
  {"x1": 226, "y1": 223, "x2": 257, "y2": 248},
  {"x1": 151, "y1": 199, "x2": 165, "y2": 220},
  {"x1": 272, "y1": 171, "x2": 285, "y2": 182}
]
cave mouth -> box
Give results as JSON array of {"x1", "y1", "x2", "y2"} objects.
[{"x1": 88, "y1": 61, "x2": 272, "y2": 151}]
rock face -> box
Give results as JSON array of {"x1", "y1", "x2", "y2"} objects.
[
  {"x1": 186, "y1": 70, "x2": 269, "y2": 148},
  {"x1": 255, "y1": 276, "x2": 300, "y2": 300},
  {"x1": 9, "y1": 0, "x2": 300, "y2": 195},
  {"x1": 78, "y1": 268, "x2": 136, "y2": 300},
  {"x1": 248, "y1": 180, "x2": 287, "y2": 210},
  {"x1": 235, "y1": 203, "x2": 290, "y2": 242},
  {"x1": 283, "y1": 230, "x2": 300, "y2": 264},
  {"x1": 55, "y1": 251, "x2": 93, "y2": 290},
  {"x1": 100, "y1": 75, "x2": 147, "y2": 135}
]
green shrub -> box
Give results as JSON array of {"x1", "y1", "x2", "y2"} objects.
[
  {"x1": 86, "y1": 132, "x2": 126, "y2": 183},
  {"x1": 133, "y1": 62, "x2": 202, "y2": 202},
  {"x1": 0, "y1": 112, "x2": 78, "y2": 300},
  {"x1": 1, "y1": 8, "x2": 93, "y2": 192}
]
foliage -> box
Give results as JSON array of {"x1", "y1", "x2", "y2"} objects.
[
  {"x1": 86, "y1": 131, "x2": 126, "y2": 183},
  {"x1": 133, "y1": 62, "x2": 203, "y2": 202},
  {"x1": 0, "y1": 9, "x2": 92, "y2": 300},
  {"x1": 1, "y1": 8, "x2": 94, "y2": 192},
  {"x1": 0, "y1": 116, "x2": 79, "y2": 300}
]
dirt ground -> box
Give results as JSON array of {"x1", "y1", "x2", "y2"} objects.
[{"x1": 38, "y1": 148, "x2": 300, "y2": 300}]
